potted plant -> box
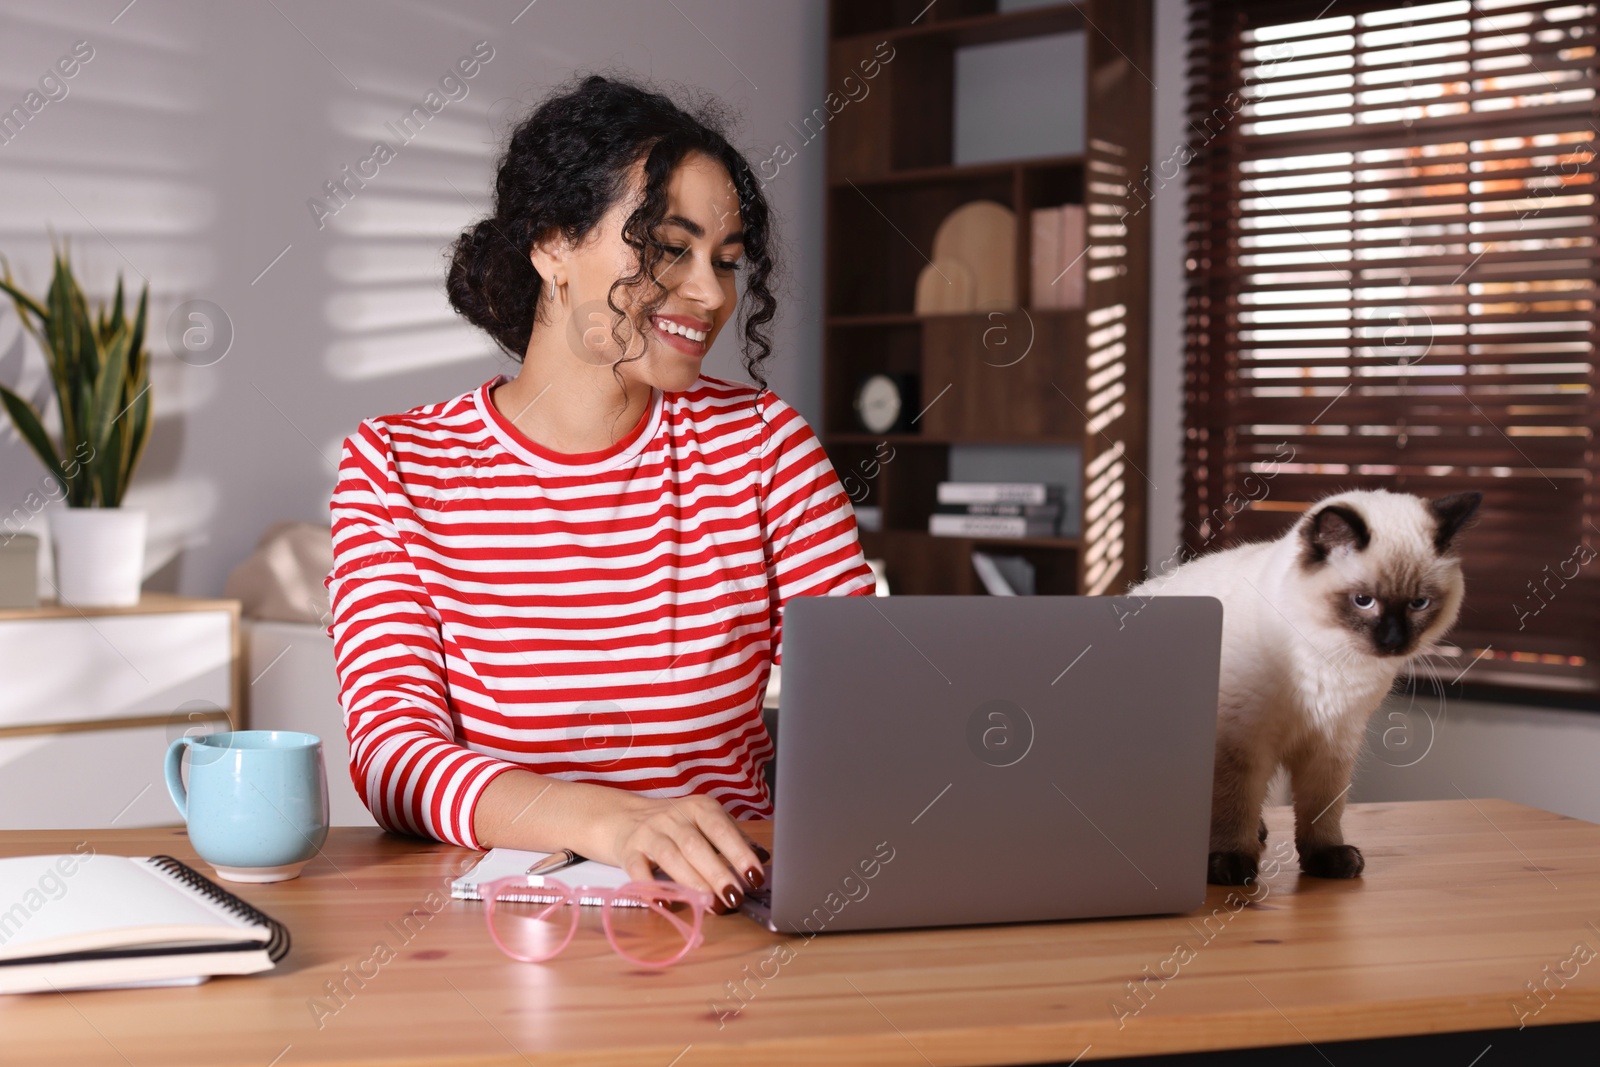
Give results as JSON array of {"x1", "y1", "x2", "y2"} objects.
[{"x1": 0, "y1": 242, "x2": 152, "y2": 606}]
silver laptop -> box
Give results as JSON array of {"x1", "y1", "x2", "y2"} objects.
[{"x1": 740, "y1": 594, "x2": 1222, "y2": 934}]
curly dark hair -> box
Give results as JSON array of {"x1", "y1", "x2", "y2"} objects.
[{"x1": 446, "y1": 72, "x2": 780, "y2": 410}]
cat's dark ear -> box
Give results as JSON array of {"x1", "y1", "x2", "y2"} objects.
[
  {"x1": 1429, "y1": 491, "x2": 1482, "y2": 554},
  {"x1": 1302, "y1": 503, "x2": 1370, "y2": 565}
]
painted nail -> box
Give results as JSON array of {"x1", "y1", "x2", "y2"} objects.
[
  {"x1": 744, "y1": 866, "x2": 765, "y2": 889},
  {"x1": 752, "y1": 843, "x2": 771, "y2": 863},
  {"x1": 721, "y1": 885, "x2": 742, "y2": 909}
]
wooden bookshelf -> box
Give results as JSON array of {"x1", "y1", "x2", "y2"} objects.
[{"x1": 821, "y1": 0, "x2": 1152, "y2": 595}]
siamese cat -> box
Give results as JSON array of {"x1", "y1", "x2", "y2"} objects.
[{"x1": 1129, "y1": 489, "x2": 1481, "y2": 886}]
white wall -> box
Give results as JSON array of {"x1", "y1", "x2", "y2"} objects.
[
  {"x1": 1351, "y1": 694, "x2": 1600, "y2": 824},
  {"x1": 0, "y1": 0, "x2": 829, "y2": 596}
]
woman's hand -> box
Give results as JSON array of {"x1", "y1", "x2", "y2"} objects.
[
  {"x1": 594, "y1": 793, "x2": 767, "y2": 913},
  {"x1": 472, "y1": 770, "x2": 768, "y2": 913}
]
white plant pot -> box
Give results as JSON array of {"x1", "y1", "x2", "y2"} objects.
[{"x1": 50, "y1": 507, "x2": 148, "y2": 607}]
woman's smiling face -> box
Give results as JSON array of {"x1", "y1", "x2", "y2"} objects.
[{"x1": 541, "y1": 150, "x2": 745, "y2": 392}]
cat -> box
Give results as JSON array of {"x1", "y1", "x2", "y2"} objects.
[{"x1": 1128, "y1": 489, "x2": 1482, "y2": 886}]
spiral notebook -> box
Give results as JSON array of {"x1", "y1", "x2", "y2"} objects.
[
  {"x1": 0, "y1": 853, "x2": 290, "y2": 994},
  {"x1": 451, "y1": 849, "x2": 645, "y2": 907}
]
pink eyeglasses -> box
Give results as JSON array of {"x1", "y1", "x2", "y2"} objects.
[{"x1": 480, "y1": 875, "x2": 715, "y2": 968}]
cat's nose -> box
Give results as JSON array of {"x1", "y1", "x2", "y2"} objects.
[{"x1": 1375, "y1": 616, "x2": 1408, "y2": 653}]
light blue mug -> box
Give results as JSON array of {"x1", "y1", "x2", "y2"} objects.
[{"x1": 164, "y1": 730, "x2": 330, "y2": 883}]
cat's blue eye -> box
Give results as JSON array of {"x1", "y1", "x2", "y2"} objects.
[
  {"x1": 1351, "y1": 594, "x2": 1376, "y2": 609},
  {"x1": 1409, "y1": 597, "x2": 1430, "y2": 610}
]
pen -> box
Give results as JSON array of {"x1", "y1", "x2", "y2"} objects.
[{"x1": 525, "y1": 849, "x2": 585, "y2": 876}]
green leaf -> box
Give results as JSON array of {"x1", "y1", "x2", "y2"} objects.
[
  {"x1": 96, "y1": 413, "x2": 126, "y2": 506},
  {"x1": 45, "y1": 253, "x2": 74, "y2": 408},
  {"x1": 73, "y1": 375, "x2": 92, "y2": 470},
  {"x1": 0, "y1": 382, "x2": 67, "y2": 488},
  {"x1": 69, "y1": 274, "x2": 95, "y2": 401},
  {"x1": 122, "y1": 382, "x2": 151, "y2": 499},
  {"x1": 126, "y1": 283, "x2": 149, "y2": 398},
  {"x1": 114, "y1": 283, "x2": 153, "y2": 505},
  {"x1": 106, "y1": 274, "x2": 125, "y2": 339},
  {"x1": 91, "y1": 325, "x2": 131, "y2": 458},
  {"x1": 0, "y1": 269, "x2": 49, "y2": 327}
]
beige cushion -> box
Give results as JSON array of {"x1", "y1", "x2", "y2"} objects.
[{"x1": 224, "y1": 521, "x2": 334, "y2": 625}]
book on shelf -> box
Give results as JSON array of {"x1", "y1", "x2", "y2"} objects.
[
  {"x1": 933, "y1": 502, "x2": 1061, "y2": 520},
  {"x1": 1029, "y1": 204, "x2": 1086, "y2": 310},
  {"x1": 929, "y1": 514, "x2": 1059, "y2": 539},
  {"x1": 0, "y1": 853, "x2": 290, "y2": 994},
  {"x1": 937, "y1": 481, "x2": 1064, "y2": 507}
]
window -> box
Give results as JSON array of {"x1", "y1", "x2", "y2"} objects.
[{"x1": 1184, "y1": 0, "x2": 1599, "y2": 696}]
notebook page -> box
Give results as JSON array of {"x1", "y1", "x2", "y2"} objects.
[
  {"x1": 451, "y1": 849, "x2": 641, "y2": 906},
  {"x1": 0, "y1": 854, "x2": 263, "y2": 961}
]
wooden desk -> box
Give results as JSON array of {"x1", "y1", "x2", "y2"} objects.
[{"x1": 3, "y1": 800, "x2": 1598, "y2": 1066}]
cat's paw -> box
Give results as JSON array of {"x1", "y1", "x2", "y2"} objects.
[
  {"x1": 1257, "y1": 818, "x2": 1268, "y2": 844},
  {"x1": 1299, "y1": 843, "x2": 1365, "y2": 879},
  {"x1": 1208, "y1": 850, "x2": 1259, "y2": 886}
]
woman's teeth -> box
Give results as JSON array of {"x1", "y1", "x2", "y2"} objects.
[{"x1": 655, "y1": 317, "x2": 707, "y2": 343}]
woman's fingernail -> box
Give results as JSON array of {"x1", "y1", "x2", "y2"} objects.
[
  {"x1": 744, "y1": 866, "x2": 765, "y2": 889},
  {"x1": 721, "y1": 885, "x2": 742, "y2": 909},
  {"x1": 752, "y1": 843, "x2": 771, "y2": 862}
]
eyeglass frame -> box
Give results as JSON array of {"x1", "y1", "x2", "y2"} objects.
[{"x1": 480, "y1": 874, "x2": 716, "y2": 968}]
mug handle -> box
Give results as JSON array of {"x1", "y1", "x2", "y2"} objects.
[{"x1": 164, "y1": 737, "x2": 195, "y2": 820}]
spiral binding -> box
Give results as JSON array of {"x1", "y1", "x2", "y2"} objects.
[{"x1": 147, "y1": 855, "x2": 291, "y2": 962}]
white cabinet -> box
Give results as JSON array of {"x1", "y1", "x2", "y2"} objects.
[{"x1": 0, "y1": 595, "x2": 240, "y2": 830}]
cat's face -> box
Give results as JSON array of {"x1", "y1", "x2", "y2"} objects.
[{"x1": 1296, "y1": 490, "x2": 1481, "y2": 659}]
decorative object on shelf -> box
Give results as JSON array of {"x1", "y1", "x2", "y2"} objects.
[
  {"x1": 0, "y1": 534, "x2": 39, "y2": 610},
  {"x1": 1030, "y1": 204, "x2": 1086, "y2": 309},
  {"x1": 0, "y1": 243, "x2": 152, "y2": 607},
  {"x1": 852, "y1": 372, "x2": 920, "y2": 434},
  {"x1": 914, "y1": 257, "x2": 973, "y2": 313},
  {"x1": 913, "y1": 200, "x2": 1016, "y2": 314},
  {"x1": 851, "y1": 504, "x2": 883, "y2": 533},
  {"x1": 864, "y1": 557, "x2": 890, "y2": 596},
  {"x1": 971, "y1": 550, "x2": 1036, "y2": 597}
]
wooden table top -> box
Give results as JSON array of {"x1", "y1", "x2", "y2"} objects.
[{"x1": 3, "y1": 800, "x2": 1598, "y2": 1066}]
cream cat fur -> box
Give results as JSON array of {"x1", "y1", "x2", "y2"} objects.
[{"x1": 1129, "y1": 489, "x2": 1481, "y2": 886}]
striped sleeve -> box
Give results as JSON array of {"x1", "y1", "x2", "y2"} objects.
[
  {"x1": 757, "y1": 393, "x2": 877, "y2": 666},
  {"x1": 324, "y1": 420, "x2": 520, "y2": 849}
]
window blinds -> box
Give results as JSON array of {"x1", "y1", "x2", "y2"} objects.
[{"x1": 1184, "y1": 0, "x2": 1599, "y2": 695}]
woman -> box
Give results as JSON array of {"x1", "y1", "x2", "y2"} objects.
[{"x1": 324, "y1": 73, "x2": 876, "y2": 914}]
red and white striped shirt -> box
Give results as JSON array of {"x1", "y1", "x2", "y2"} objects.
[{"x1": 324, "y1": 372, "x2": 875, "y2": 849}]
